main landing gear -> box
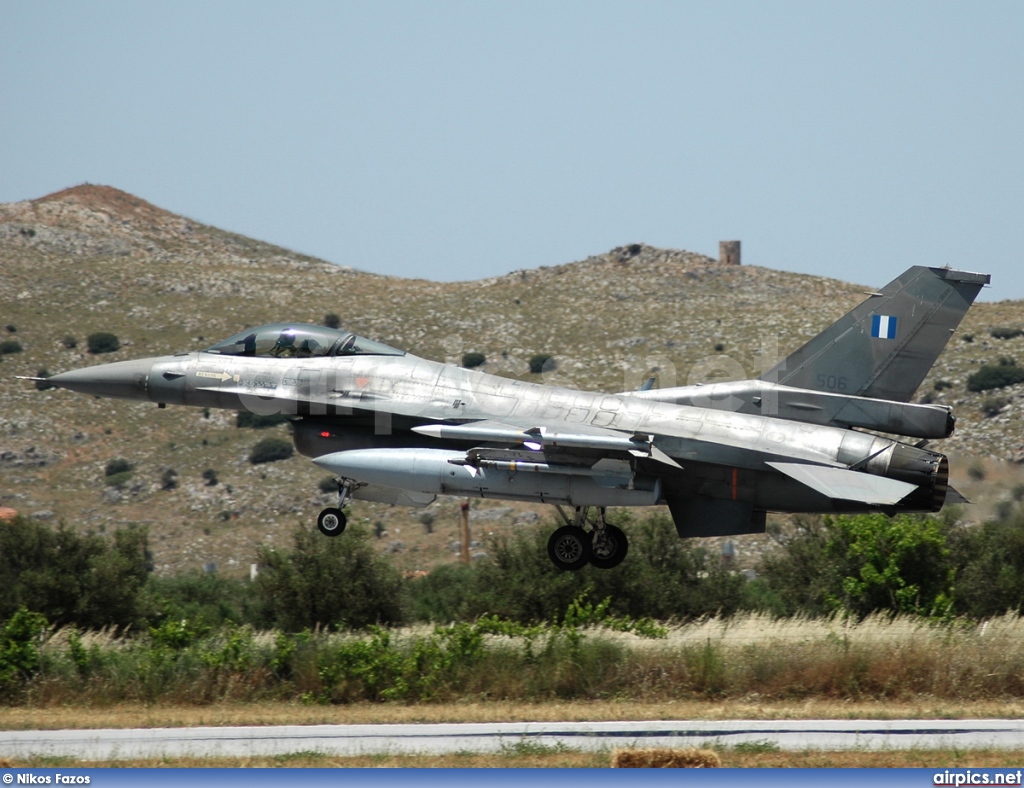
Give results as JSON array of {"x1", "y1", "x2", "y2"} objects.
[
  {"x1": 546, "y1": 506, "x2": 628, "y2": 572},
  {"x1": 317, "y1": 479, "x2": 352, "y2": 537}
]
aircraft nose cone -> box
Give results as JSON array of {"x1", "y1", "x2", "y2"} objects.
[{"x1": 48, "y1": 358, "x2": 155, "y2": 400}]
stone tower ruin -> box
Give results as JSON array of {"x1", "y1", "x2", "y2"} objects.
[{"x1": 719, "y1": 240, "x2": 741, "y2": 265}]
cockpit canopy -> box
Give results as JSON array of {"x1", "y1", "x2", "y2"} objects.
[{"x1": 203, "y1": 324, "x2": 405, "y2": 359}]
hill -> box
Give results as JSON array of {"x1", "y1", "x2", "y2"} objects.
[{"x1": 2, "y1": 184, "x2": 1023, "y2": 575}]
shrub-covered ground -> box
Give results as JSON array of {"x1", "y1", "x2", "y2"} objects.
[{"x1": 4, "y1": 504, "x2": 1024, "y2": 707}]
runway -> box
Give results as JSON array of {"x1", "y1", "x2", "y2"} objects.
[{"x1": 2, "y1": 719, "x2": 1023, "y2": 760}]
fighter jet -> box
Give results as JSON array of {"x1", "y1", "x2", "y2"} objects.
[{"x1": 28, "y1": 265, "x2": 989, "y2": 571}]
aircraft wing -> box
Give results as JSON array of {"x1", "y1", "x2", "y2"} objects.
[{"x1": 766, "y1": 461, "x2": 918, "y2": 505}]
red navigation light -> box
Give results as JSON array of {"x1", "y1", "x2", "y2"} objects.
[{"x1": 320, "y1": 431, "x2": 331, "y2": 438}]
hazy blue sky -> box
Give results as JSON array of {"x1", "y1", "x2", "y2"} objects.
[{"x1": 2, "y1": 1, "x2": 1021, "y2": 300}]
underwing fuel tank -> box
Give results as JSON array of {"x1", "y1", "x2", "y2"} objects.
[{"x1": 313, "y1": 448, "x2": 661, "y2": 507}]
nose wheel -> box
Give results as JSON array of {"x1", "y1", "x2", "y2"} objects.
[
  {"x1": 317, "y1": 507, "x2": 347, "y2": 536},
  {"x1": 317, "y1": 478, "x2": 353, "y2": 537}
]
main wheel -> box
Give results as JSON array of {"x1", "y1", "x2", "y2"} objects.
[
  {"x1": 317, "y1": 507, "x2": 347, "y2": 537},
  {"x1": 589, "y1": 524, "x2": 628, "y2": 569},
  {"x1": 547, "y1": 525, "x2": 592, "y2": 571}
]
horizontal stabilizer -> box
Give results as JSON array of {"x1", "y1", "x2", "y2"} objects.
[{"x1": 767, "y1": 461, "x2": 918, "y2": 505}]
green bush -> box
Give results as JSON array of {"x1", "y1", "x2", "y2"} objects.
[
  {"x1": 408, "y1": 563, "x2": 479, "y2": 622},
  {"x1": 755, "y1": 513, "x2": 954, "y2": 619},
  {"x1": 0, "y1": 608, "x2": 48, "y2": 697},
  {"x1": 323, "y1": 313, "x2": 341, "y2": 330},
  {"x1": 249, "y1": 437, "x2": 294, "y2": 464},
  {"x1": 253, "y1": 524, "x2": 406, "y2": 631},
  {"x1": 414, "y1": 514, "x2": 744, "y2": 624},
  {"x1": 236, "y1": 411, "x2": 288, "y2": 429},
  {"x1": 87, "y1": 332, "x2": 120, "y2": 354},
  {"x1": 461, "y1": 352, "x2": 486, "y2": 369},
  {"x1": 103, "y1": 458, "x2": 134, "y2": 487},
  {"x1": 105, "y1": 458, "x2": 133, "y2": 476},
  {"x1": 142, "y1": 572, "x2": 252, "y2": 630},
  {"x1": 990, "y1": 327, "x2": 1024, "y2": 340},
  {"x1": 966, "y1": 359, "x2": 1024, "y2": 392},
  {"x1": 528, "y1": 353, "x2": 555, "y2": 374},
  {"x1": 0, "y1": 339, "x2": 22, "y2": 355}
]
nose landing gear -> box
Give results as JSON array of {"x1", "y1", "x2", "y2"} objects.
[{"x1": 317, "y1": 479, "x2": 352, "y2": 537}]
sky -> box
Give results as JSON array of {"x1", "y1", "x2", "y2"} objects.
[{"x1": 1, "y1": 1, "x2": 1022, "y2": 301}]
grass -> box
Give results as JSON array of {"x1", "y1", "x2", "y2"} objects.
[
  {"x1": 4, "y1": 698, "x2": 1024, "y2": 731},
  {"x1": 15, "y1": 613, "x2": 1024, "y2": 708}
]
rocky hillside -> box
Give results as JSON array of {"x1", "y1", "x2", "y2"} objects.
[{"x1": 2, "y1": 185, "x2": 1023, "y2": 576}]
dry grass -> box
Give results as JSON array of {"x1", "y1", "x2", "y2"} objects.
[
  {"x1": 612, "y1": 748, "x2": 721, "y2": 768},
  {"x1": 4, "y1": 698, "x2": 1024, "y2": 731}
]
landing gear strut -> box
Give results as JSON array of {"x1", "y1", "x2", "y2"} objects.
[
  {"x1": 546, "y1": 506, "x2": 629, "y2": 571},
  {"x1": 317, "y1": 479, "x2": 351, "y2": 537}
]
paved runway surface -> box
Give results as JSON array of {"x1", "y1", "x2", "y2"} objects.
[{"x1": 2, "y1": 720, "x2": 1023, "y2": 759}]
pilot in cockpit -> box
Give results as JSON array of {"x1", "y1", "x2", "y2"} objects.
[{"x1": 271, "y1": 329, "x2": 298, "y2": 357}]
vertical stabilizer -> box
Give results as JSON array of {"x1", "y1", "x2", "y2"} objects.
[{"x1": 760, "y1": 266, "x2": 990, "y2": 402}]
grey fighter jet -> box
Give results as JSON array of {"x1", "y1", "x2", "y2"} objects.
[{"x1": 30, "y1": 266, "x2": 989, "y2": 571}]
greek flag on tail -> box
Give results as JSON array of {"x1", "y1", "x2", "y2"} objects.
[{"x1": 871, "y1": 314, "x2": 898, "y2": 339}]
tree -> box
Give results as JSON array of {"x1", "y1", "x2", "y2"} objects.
[
  {"x1": 142, "y1": 572, "x2": 252, "y2": 629},
  {"x1": 950, "y1": 507, "x2": 1024, "y2": 618},
  {"x1": 0, "y1": 516, "x2": 150, "y2": 629},
  {"x1": 253, "y1": 524, "x2": 406, "y2": 630}
]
